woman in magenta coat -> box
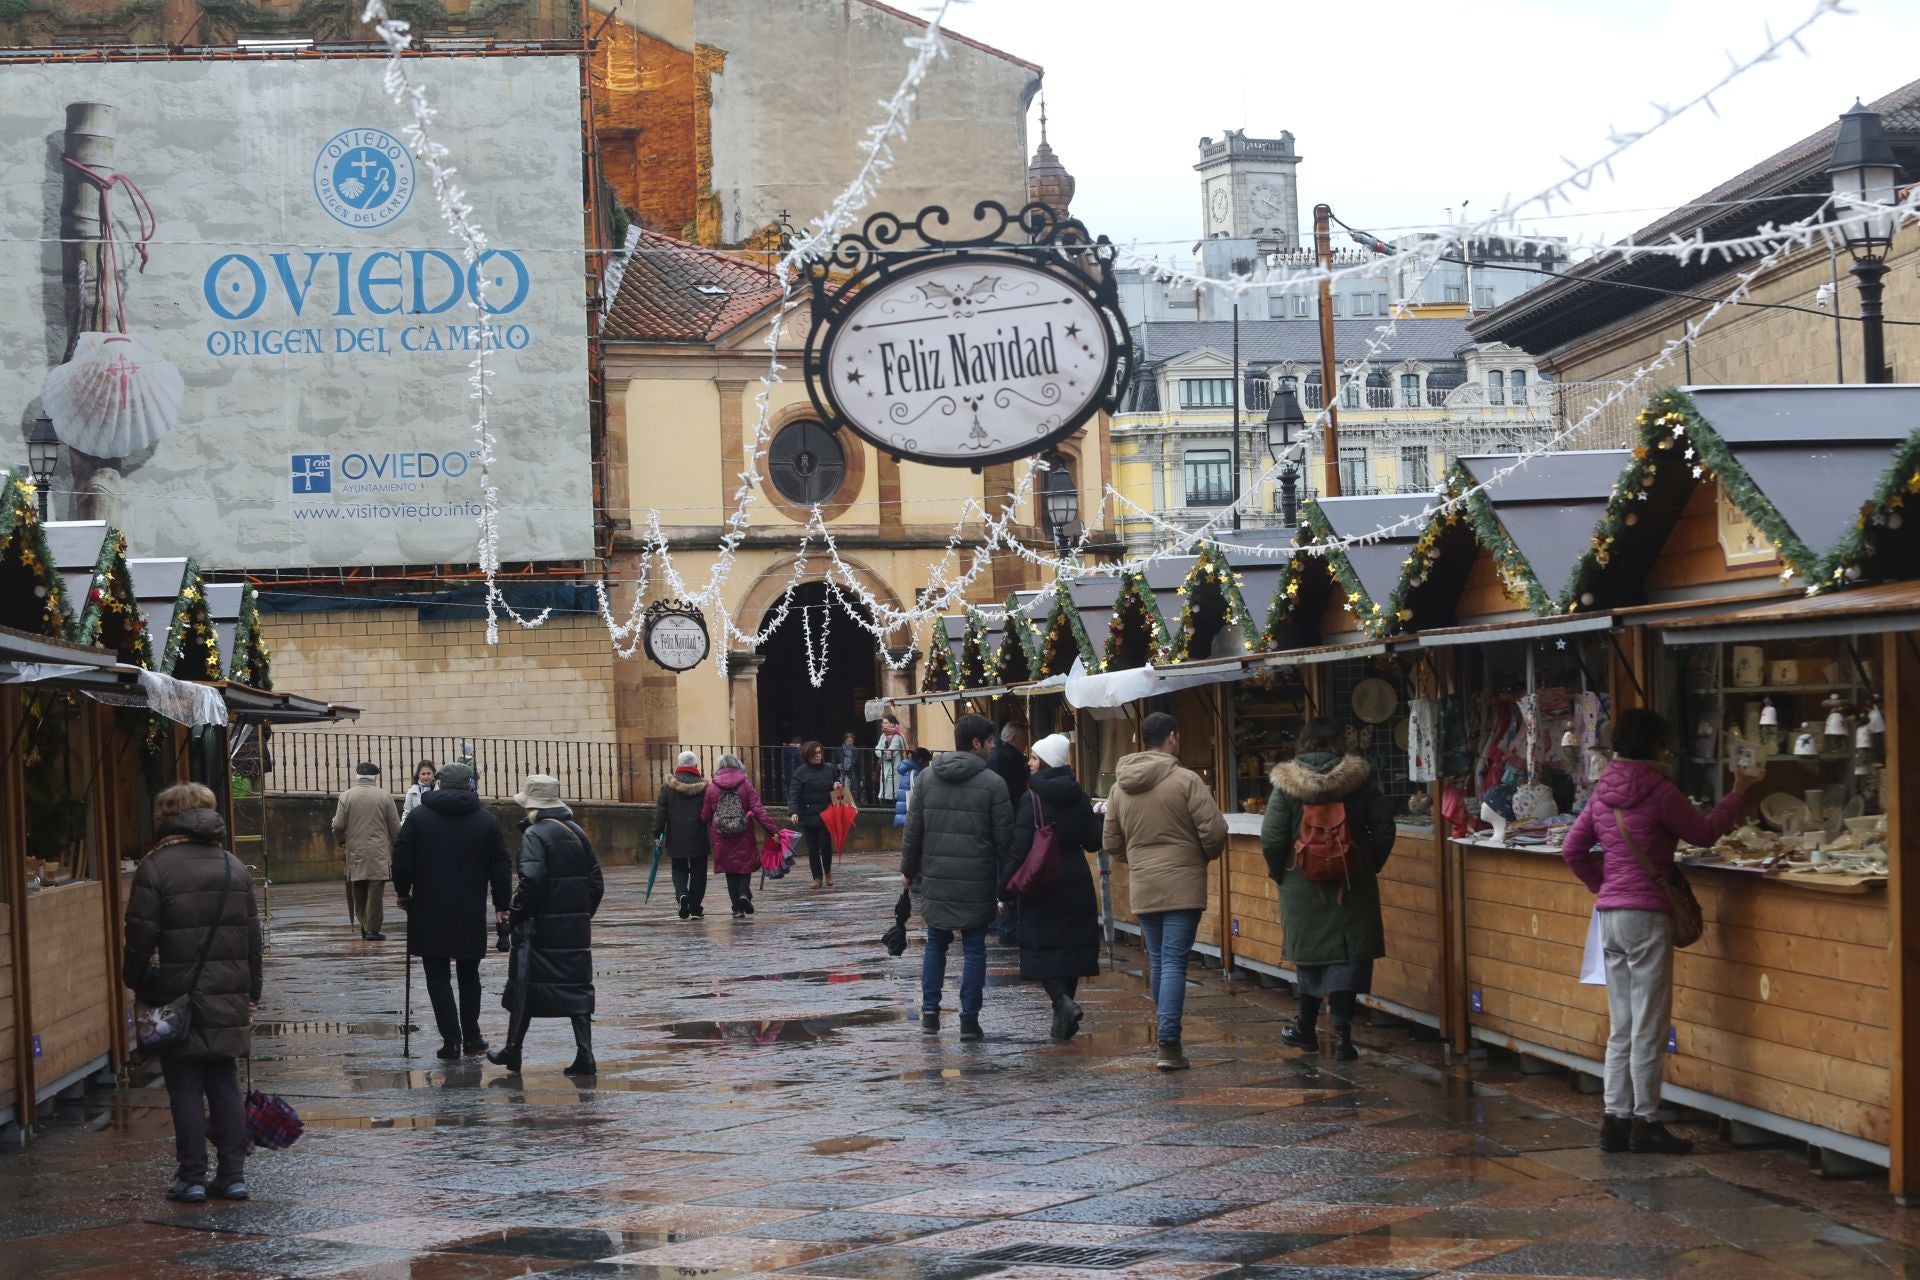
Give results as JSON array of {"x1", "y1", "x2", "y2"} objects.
[
  {"x1": 1560, "y1": 708, "x2": 1754, "y2": 1157},
  {"x1": 701, "y1": 754, "x2": 780, "y2": 919}
]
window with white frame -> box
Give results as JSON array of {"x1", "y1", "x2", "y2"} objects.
[
  {"x1": 1183, "y1": 450, "x2": 1234, "y2": 506},
  {"x1": 1352, "y1": 294, "x2": 1373, "y2": 316},
  {"x1": 1341, "y1": 377, "x2": 1360, "y2": 409},
  {"x1": 1510, "y1": 369, "x2": 1528, "y2": 405},
  {"x1": 1400, "y1": 446, "x2": 1430, "y2": 491},
  {"x1": 1400, "y1": 373, "x2": 1420, "y2": 408},
  {"x1": 1339, "y1": 446, "x2": 1369, "y2": 495},
  {"x1": 1178, "y1": 378, "x2": 1234, "y2": 408},
  {"x1": 1488, "y1": 370, "x2": 1506, "y2": 405},
  {"x1": 1294, "y1": 295, "x2": 1310, "y2": 317}
]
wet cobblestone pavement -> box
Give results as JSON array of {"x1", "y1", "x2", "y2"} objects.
[{"x1": 6, "y1": 855, "x2": 1918, "y2": 1278}]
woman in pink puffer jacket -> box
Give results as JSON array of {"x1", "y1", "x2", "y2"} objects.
[{"x1": 1560, "y1": 708, "x2": 1753, "y2": 1157}]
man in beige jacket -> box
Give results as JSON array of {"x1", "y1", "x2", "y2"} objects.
[
  {"x1": 333, "y1": 762, "x2": 401, "y2": 941},
  {"x1": 1102, "y1": 711, "x2": 1227, "y2": 1070}
]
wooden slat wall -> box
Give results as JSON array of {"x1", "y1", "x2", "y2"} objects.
[
  {"x1": 1091, "y1": 851, "x2": 1223, "y2": 953},
  {"x1": 1225, "y1": 835, "x2": 1282, "y2": 970},
  {"x1": 1456, "y1": 547, "x2": 1532, "y2": 621},
  {"x1": 1375, "y1": 831, "x2": 1441, "y2": 1016},
  {"x1": 0, "y1": 914, "x2": 14, "y2": 1113},
  {"x1": 1647, "y1": 479, "x2": 1781, "y2": 591},
  {"x1": 26, "y1": 882, "x2": 111, "y2": 1094},
  {"x1": 1463, "y1": 844, "x2": 1889, "y2": 1145}
]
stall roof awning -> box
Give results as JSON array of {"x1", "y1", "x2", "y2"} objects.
[
  {"x1": 1255, "y1": 638, "x2": 1388, "y2": 667},
  {"x1": 0, "y1": 624, "x2": 117, "y2": 682},
  {"x1": 218, "y1": 681, "x2": 361, "y2": 724},
  {"x1": 1457, "y1": 451, "x2": 1627, "y2": 604},
  {"x1": 1417, "y1": 612, "x2": 1618, "y2": 648},
  {"x1": 1314, "y1": 493, "x2": 1433, "y2": 607},
  {"x1": 1660, "y1": 580, "x2": 1920, "y2": 645},
  {"x1": 1064, "y1": 655, "x2": 1254, "y2": 709}
]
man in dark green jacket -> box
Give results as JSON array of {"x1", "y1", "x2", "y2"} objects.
[
  {"x1": 1260, "y1": 718, "x2": 1396, "y2": 1061},
  {"x1": 901, "y1": 713, "x2": 1014, "y2": 1041}
]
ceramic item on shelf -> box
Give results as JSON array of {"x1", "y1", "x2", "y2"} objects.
[
  {"x1": 1792, "y1": 726, "x2": 1819, "y2": 757},
  {"x1": 1856, "y1": 723, "x2": 1875, "y2": 749},
  {"x1": 1770, "y1": 660, "x2": 1800, "y2": 686},
  {"x1": 1407, "y1": 792, "x2": 1431, "y2": 817},
  {"x1": 1731, "y1": 646, "x2": 1765, "y2": 687},
  {"x1": 1759, "y1": 697, "x2": 1779, "y2": 728},
  {"x1": 1803, "y1": 790, "x2": 1825, "y2": 824},
  {"x1": 1759, "y1": 792, "x2": 1810, "y2": 830},
  {"x1": 1844, "y1": 798, "x2": 1868, "y2": 823},
  {"x1": 1869, "y1": 702, "x2": 1886, "y2": 734},
  {"x1": 1352, "y1": 678, "x2": 1398, "y2": 725}
]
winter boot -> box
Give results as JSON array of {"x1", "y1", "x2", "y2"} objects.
[
  {"x1": 485, "y1": 1043, "x2": 523, "y2": 1071},
  {"x1": 921, "y1": 1012, "x2": 940, "y2": 1035},
  {"x1": 1629, "y1": 1119, "x2": 1693, "y2": 1155},
  {"x1": 959, "y1": 1016, "x2": 984, "y2": 1042},
  {"x1": 1050, "y1": 995, "x2": 1083, "y2": 1042},
  {"x1": 1155, "y1": 1041, "x2": 1190, "y2": 1071},
  {"x1": 1331, "y1": 1024, "x2": 1359, "y2": 1062},
  {"x1": 565, "y1": 1016, "x2": 596, "y2": 1076},
  {"x1": 1279, "y1": 1017, "x2": 1319, "y2": 1051},
  {"x1": 1599, "y1": 1114, "x2": 1632, "y2": 1153}
]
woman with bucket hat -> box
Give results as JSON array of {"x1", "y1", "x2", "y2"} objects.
[{"x1": 489, "y1": 775, "x2": 604, "y2": 1075}]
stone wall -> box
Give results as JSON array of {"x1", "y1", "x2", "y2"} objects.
[
  {"x1": 263, "y1": 796, "x2": 909, "y2": 884},
  {"x1": 261, "y1": 610, "x2": 617, "y2": 740}
]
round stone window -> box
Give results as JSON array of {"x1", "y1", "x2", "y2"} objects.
[{"x1": 768, "y1": 421, "x2": 848, "y2": 508}]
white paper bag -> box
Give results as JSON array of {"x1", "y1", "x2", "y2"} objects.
[{"x1": 1579, "y1": 908, "x2": 1607, "y2": 986}]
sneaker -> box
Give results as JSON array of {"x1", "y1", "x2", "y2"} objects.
[
  {"x1": 208, "y1": 1179, "x2": 249, "y2": 1201},
  {"x1": 689, "y1": 905, "x2": 705, "y2": 919},
  {"x1": 732, "y1": 909, "x2": 746, "y2": 920},
  {"x1": 1155, "y1": 1041, "x2": 1189, "y2": 1071},
  {"x1": 920, "y1": 1012, "x2": 940, "y2": 1035},
  {"x1": 435, "y1": 1042, "x2": 461, "y2": 1061},
  {"x1": 361, "y1": 931, "x2": 387, "y2": 942},
  {"x1": 1630, "y1": 1119, "x2": 1694, "y2": 1155},
  {"x1": 741, "y1": 900, "x2": 755, "y2": 915},
  {"x1": 1279, "y1": 1019, "x2": 1319, "y2": 1051},
  {"x1": 678, "y1": 897, "x2": 691, "y2": 921},
  {"x1": 165, "y1": 1180, "x2": 207, "y2": 1204},
  {"x1": 959, "y1": 1016, "x2": 984, "y2": 1042},
  {"x1": 1599, "y1": 1114, "x2": 1632, "y2": 1153}
]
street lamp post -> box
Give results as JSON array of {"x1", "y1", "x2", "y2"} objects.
[
  {"x1": 1266, "y1": 375, "x2": 1305, "y2": 529},
  {"x1": 1828, "y1": 100, "x2": 1902, "y2": 384},
  {"x1": 27, "y1": 416, "x2": 58, "y2": 521},
  {"x1": 1043, "y1": 457, "x2": 1080, "y2": 555}
]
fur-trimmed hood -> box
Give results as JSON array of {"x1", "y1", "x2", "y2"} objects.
[
  {"x1": 664, "y1": 774, "x2": 708, "y2": 796},
  {"x1": 1271, "y1": 752, "x2": 1372, "y2": 803}
]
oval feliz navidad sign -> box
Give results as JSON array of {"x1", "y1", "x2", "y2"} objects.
[{"x1": 804, "y1": 204, "x2": 1132, "y2": 468}]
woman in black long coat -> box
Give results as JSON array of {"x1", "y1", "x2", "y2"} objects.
[
  {"x1": 1007, "y1": 734, "x2": 1104, "y2": 1042},
  {"x1": 787, "y1": 741, "x2": 840, "y2": 889}
]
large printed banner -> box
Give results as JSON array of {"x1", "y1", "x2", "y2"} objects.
[{"x1": 0, "y1": 56, "x2": 593, "y2": 569}]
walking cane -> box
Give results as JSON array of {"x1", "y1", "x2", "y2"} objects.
[{"x1": 403, "y1": 948, "x2": 412, "y2": 1057}]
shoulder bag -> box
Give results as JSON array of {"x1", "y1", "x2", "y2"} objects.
[
  {"x1": 1006, "y1": 791, "x2": 1061, "y2": 896},
  {"x1": 134, "y1": 853, "x2": 232, "y2": 1049},
  {"x1": 1611, "y1": 807, "x2": 1704, "y2": 948}
]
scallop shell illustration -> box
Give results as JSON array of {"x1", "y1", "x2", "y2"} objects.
[{"x1": 40, "y1": 331, "x2": 185, "y2": 460}]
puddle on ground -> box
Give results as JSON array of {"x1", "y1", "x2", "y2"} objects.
[
  {"x1": 343, "y1": 1069, "x2": 693, "y2": 1093},
  {"x1": 256, "y1": 1020, "x2": 408, "y2": 1037},
  {"x1": 306, "y1": 1113, "x2": 619, "y2": 1129},
  {"x1": 808, "y1": 1135, "x2": 892, "y2": 1154},
  {"x1": 662, "y1": 1008, "x2": 907, "y2": 1043}
]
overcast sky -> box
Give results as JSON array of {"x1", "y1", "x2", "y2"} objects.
[{"x1": 933, "y1": 0, "x2": 1920, "y2": 264}]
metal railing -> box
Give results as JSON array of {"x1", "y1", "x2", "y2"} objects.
[{"x1": 268, "y1": 733, "x2": 907, "y2": 807}]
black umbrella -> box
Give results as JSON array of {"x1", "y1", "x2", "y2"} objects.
[{"x1": 881, "y1": 889, "x2": 911, "y2": 956}]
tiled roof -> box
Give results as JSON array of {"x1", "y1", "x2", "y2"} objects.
[
  {"x1": 603, "y1": 231, "x2": 786, "y2": 343},
  {"x1": 1131, "y1": 319, "x2": 1476, "y2": 369}
]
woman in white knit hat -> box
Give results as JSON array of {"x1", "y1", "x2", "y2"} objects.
[{"x1": 1006, "y1": 732, "x2": 1104, "y2": 1041}]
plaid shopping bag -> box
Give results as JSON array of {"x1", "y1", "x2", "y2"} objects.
[{"x1": 245, "y1": 1089, "x2": 304, "y2": 1150}]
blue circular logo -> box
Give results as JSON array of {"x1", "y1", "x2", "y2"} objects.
[{"x1": 313, "y1": 128, "x2": 415, "y2": 229}]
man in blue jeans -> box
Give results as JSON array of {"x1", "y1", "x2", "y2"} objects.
[
  {"x1": 1102, "y1": 711, "x2": 1227, "y2": 1070},
  {"x1": 901, "y1": 713, "x2": 1014, "y2": 1041}
]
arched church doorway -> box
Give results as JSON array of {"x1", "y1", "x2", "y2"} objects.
[{"x1": 756, "y1": 581, "x2": 881, "y2": 800}]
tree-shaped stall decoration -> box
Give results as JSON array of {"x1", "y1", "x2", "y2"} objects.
[
  {"x1": 921, "y1": 635, "x2": 956, "y2": 694},
  {"x1": 957, "y1": 609, "x2": 997, "y2": 688},
  {"x1": 1169, "y1": 544, "x2": 1259, "y2": 662},
  {"x1": 994, "y1": 593, "x2": 1040, "y2": 687},
  {"x1": 70, "y1": 527, "x2": 155, "y2": 668},
  {"x1": 1033, "y1": 587, "x2": 1096, "y2": 677},
  {"x1": 0, "y1": 469, "x2": 75, "y2": 637},
  {"x1": 1103, "y1": 571, "x2": 1174, "y2": 671},
  {"x1": 228, "y1": 582, "x2": 274, "y2": 689}
]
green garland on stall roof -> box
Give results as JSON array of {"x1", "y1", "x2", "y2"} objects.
[
  {"x1": 1441, "y1": 462, "x2": 1558, "y2": 617},
  {"x1": 1295, "y1": 501, "x2": 1395, "y2": 639},
  {"x1": 997, "y1": 591, "x2": 1042, "y2": 676},
  {"x1": 1168, "y1": 543, "x2": 1260, "y2": 662},
  {"x1": 71, "y1": 527, "x2": 157, "y2": 669},
  {"x1": 1034, "y1": 586, "x2": 1097, "y2": 673},
  {"x1": 158, "y1": 558, "x2": 224, "y2": 681},
  {"x1": 229, "y1": 582, "x2": 273, "y2": 689},
  {"x1": 921, "y1": 635, "x2": 956, "y2": 692},
  {"x1": 1102, "y1": 570, "x2": 1175, "y2": 670},
  {"x1": 0, "y1": 468, "x2": 76, "y2": 639},
  {"x1": 958, "y1": 609, "x2": 996, "y2": 688},
  {"x1": 1821, "y1": 427, "x2": 1920, "y2": 587}
]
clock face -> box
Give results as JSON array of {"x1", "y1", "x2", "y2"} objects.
[
  {"x1": 1251, "y1": 183, "x2": 1284, "y2": 216},
  {"x1": 1209, "y1": 187, "x2": 1230, "y2": 225}
]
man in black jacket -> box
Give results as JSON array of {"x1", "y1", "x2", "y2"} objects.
[
  {"x1": 985, "y1": 721, "x2": 1030, "y2": 943},
  {"x1": 392, "y1": 761, "x2": 511, "y2": 1060},
  {"x1": 489, "y1": 774, "x2": 606, "y2": 1074},
  {"x1": 901, "y1": 714, "x2": 1014, "y2": 1041}
]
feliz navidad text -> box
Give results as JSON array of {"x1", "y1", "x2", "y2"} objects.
[{"x1": 876, "y1": 323, "x2": 1060, "y2": 396}]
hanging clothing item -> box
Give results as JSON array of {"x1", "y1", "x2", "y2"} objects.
[{"x1": 1407, "y1": 698, "x2": 1440, "y2": 784}]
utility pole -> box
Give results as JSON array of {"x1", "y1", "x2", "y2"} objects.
[
  {"x1": 1231, "y1": 302, "x2": 1241, "y2": 530},
  {"x1": 1314, "y1": 203, "x2": 1342, "y2": 498}
]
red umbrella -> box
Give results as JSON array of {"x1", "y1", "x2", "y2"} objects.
[{"x1": 821, "y1": 788, "x2": 859, "y2": 860}]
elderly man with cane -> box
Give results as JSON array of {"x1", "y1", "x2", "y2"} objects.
[{"x1": 392, "y1": 762, "x2": 511, "y2": 1060}]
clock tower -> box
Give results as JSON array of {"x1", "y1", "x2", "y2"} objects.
[{"x1": 1195, "y1": 129, "x2": 1301, "y2": 250}]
